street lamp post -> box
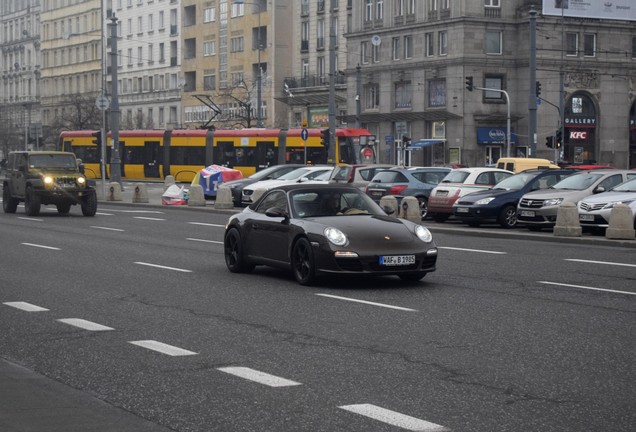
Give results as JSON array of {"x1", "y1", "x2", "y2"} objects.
[{"x1": 234, "y1": 1, "x2": 263, "y2": 127}]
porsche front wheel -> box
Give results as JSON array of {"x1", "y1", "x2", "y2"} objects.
[
  {"x1": 224, "y1": 228, "x2": 253, "y2": 273},
  {"x1": 291, "y1": 237, "x2": 316, "y2": 286}
]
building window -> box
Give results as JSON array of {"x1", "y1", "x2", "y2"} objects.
[
  {"x1": 583, "y1": 33, "x2": 596, "y2": 57},
  {"x1": 317, "y1": 19, "x2": 325, "y2": 50},
  {"x1": 364, "y1": 83, "x2": 380, "y2": 109},
  {"x1": 231, "y1": 2, "x2": 244, "y2": 17},
  {"x1": 376, "y1": 0, "x2": 384, "y2": 19},
  {"x1": 484, "y1": 75, "x2": 504, "y2": 101},
  {"x1": 372, "y1": 43, "x2": 380, "y2": 62},
  {"x1": 392, "y1": 37, "x2": 400, "y2": 60},
  {"x1": 428, "y1": 79, "x2": 446, "y2": 107},
  {"x1": 632, "y1": 36, "x2": 636, "y2": 58},
  {"x1": 361, "y1": 41, "x2": 369, "y2": 64},
  {"x1": 429, "y1": 0, "x2": 438, "y2": 11},
  {"x1": 148, "y1": 14, "x2": 153, "y2": 31},
  {"x1": 203, "y1": 40, "x2": 216, "y2": 56},
  {"x1": 394, "y1": 81, "x2": 411, "y2": 108},
  {"x1": 395, "y1": 0, "x2": 404, "y2": 17},
  {"x1": 404, "y1": 35, "x2": 412, "y2": 59},
  {"x1": 485, "y1": 0, "x2": 500, "y2": 6},
  {"x1": 566, "y1": 32, "x2": 578, "y2": 56},
  {"x1": 438, "y1": 31, "x2": 447, "y2": 55},
  {"x1": 425, "y1": 32, "x2": 434, "y2": 57},
  {"x1": 365, "y1": 0, "x2": 373, "y2": 21},
  {"x1": 204, "y1": 73, "x2": 216, "y2": 90},
  {"x1": 204, "y1": 5, "x2": 216, "y2": 23},
  {"x1": 486, "y1": 31, "x2": 501, "y2": 55},
  {"x1": 301, "y1": 21, "x2": 309, "y2": 52},
  {"x1": 230, "y1": 36, "x2": 244, "y2": 52},
  {"x1": 406, "y1": 0, "x2": 415, "y2": 15}
]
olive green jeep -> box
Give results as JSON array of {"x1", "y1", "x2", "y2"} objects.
[{"x1": 2, "y1": 151, "x2": 97, "y2": 216}]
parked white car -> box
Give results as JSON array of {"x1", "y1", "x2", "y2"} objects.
[
  {"x1": 241, "y1": 166, "x2": 333, "y2": 204},
  {"x1": 427, "y1": 167, "x2": 513, "y2": 222},
  {"x1": 577, "y1": 177, "x2": 636, "y2": 230}
]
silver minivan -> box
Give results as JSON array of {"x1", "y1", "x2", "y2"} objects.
[{"x1": 516, "y1": 169, "x2": 636, "y2": 230}]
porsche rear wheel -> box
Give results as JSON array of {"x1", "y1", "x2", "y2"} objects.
[
  {"x1": 291, "y1": 237, "x2": 316, "y2": 286},
  {"x1": 224, "y1": 228, "x2": 253, "y2": 273},
  {"x1": 398, "y1": 272, "x2": 427, "y2": 282}
]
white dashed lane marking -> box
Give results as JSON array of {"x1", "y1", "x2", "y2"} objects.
[
  {"x1": 21, "y1": 243, "x2": 60, "y2": 250},
  {"x1": 538, "y1": 281, "x2": 636, "y2": 296},
  {"x1": 133, "y1": 216, "x2": 166, "y2": 221},
  {"x1": 128, "y1": 340, "x2": 198, "y2": 356},
  {"x1": 57, "y1": 318, "x2": 114, "y2": 331},
  {"x1": 339, "y1": 404, "x2": 448, "y2": 431},
  {"x1": 565, "y1": 258, "x2": 636, "y2": 268},
  {"x1": 134, "y1": 262, "x2": 193, "y2": 273},
  {"x1": 186, "y1": 238, "x2": 223, "y2": 244},
  {"x1": 217, "y1": 367, "x2": 302, "y2": 387},
  {"x1": 91, "y1": 226, "x2": 125, "y2": 232},
  {"x1": 188, "y1": 222, "x2": 226, "y2": 227},
  {"x1": 17, "y1": 217, "x2": 43, "y2": 222},
  {"x1": 438, "y1": 246, "x2": 506, "y2": 255},
  {"x1": 315, "y1": 294, "x2": 417, "y2": 312},
  {"x1": 3, "y1": 302, "x2": 49, "y2": 312}
]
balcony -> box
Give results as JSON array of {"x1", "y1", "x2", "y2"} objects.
[
  {"x1": 484, "y1": 7, "x2": 501, "y2": 18},
  {"x1": 284, "y1": 73, "x2": 346, "y2": 90}
]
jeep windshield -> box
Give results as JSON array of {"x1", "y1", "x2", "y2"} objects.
[{"x1": 29, "y1": 154, "x2": 77, "y2": 170}]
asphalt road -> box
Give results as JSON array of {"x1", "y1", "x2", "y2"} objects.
[{"x1": 0, "y1": 201, "x2": 635, "y2": 432}]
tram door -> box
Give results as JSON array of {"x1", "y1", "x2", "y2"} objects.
[
  {"x1": 256, "y1": 141, "x2": 276, "y2": 170},
  {"x1": 144, "y1": 141, "x2": 160, "y2": 178}
]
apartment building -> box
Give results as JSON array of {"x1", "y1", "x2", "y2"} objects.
[
  {"x1": 0, "y1": 0, "x2": 41, "y2": 153},
  {"x1": 346, "y1": 0, "x2": 636, "y2": 168},
  {"x1": 180, "y1": 0, "x2": 293, "y2": 129},
  {"x1": 110, "y1": 0, "x2": 182, "y2": 130}
]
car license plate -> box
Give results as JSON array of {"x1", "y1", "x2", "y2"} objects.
[
  {"x1": 379, "y1": 255, "x2": 415, "y2": 266},
  {"x1": 520, "y1": 210, "x2": 535, "y2": 217},
  {"x1": 456, "y1": 207, "x2": 469, "y2": 213},
  {"x1": 579, "y1": 214, "x2": 594, "y2": 222}
]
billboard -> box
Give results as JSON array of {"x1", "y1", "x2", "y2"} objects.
[{"x1": 543, "y1": 1, "x2": 636, "y2": 21}]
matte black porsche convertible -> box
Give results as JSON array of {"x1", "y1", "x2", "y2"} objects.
[{"x1": 223, "y1": 184, "x2": 438, "y2": 285}]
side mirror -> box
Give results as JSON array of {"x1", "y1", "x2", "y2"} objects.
[
  {"x1": 265, "y1": 207, "x2": 289, "y2": 219},
  {"x1": 593, "y1": 186, "x2": 605, "y2": 194},
  {"x1": 78, "y1": 163, "x2": 85, "y2": 174}
]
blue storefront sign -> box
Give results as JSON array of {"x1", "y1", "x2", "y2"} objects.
[{"x1": 477, "y1": 127, "x2": 516, "y2": 145}]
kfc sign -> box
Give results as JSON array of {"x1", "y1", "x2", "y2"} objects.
[{"x1": 569, "y1": 131, "x2": 588, "y2": 140}]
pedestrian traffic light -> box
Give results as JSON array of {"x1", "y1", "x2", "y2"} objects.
[
  {"x1": 555, "y1": 129, "x2": 562, "y2": 148},
  {"x1": 545, "y1": 136, "x2": 554, "y2": 148},
  {"x1": 535, "y1": 81, "x2": 542, "y2": 97},
  {"x1": 91, "y1": 130, "x2": 101, "y2": 146},
  {"x1": 465, "y1": 76, "x2": 473, "y2": 91},
  {"x1": 320, "y1": 128, "x2": 330, "y2": 149}
]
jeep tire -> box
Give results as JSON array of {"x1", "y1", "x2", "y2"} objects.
[
  {"x1": 2, "y1": 186, "x2": 19, "y2": 213},
  {"x1": 24, "y1": 186, "x2": 41, "y2": 216},
  {"x1": 81, "y1": 192, "x2": 97, "y2": 216}
]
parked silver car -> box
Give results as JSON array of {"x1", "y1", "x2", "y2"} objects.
[
  {"x1": 517, "y1": 170, "x2": 636, "y2": 230},
  {"x1": 577, "y1": 177, "x2": 636, "y2": 230}
]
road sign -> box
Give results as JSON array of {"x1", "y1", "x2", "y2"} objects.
[
  {"x1": 95, "y1": 95, "x2": 110, "y2": 111},
  {"x1": 301, "y1": 128, "x2": 309, "y2": 141}
]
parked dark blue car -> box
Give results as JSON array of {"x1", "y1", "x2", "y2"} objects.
[{"x1": 453, "y1": 169, "x2": 575, "y2": 228}]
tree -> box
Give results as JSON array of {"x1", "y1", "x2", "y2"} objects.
[{"x1": 49, "y1": 93, "x2": 101, "y2": 135}]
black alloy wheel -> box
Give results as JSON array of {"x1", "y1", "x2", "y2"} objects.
[
  {"x1": 291, "y1": 237, "x2": 316, "y2": 285},
  {"x1": 224, "y1": 228, "x2": 253, "y2": 273}
]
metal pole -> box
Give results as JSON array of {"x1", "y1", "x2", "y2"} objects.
[
  {"x1": 355, "y1": 64, "x2": 361, "y2": 128},
  {"x1": 528, "y1": 7, "x2": 537, "y2": 157},
  {"x1": 100, "y1": 0, "x2": 107, "y2": 199},
  {"x1": 559, "y1": 5, "x2": 566, "y2": 163},
  {"x1": 327, "y1": 0, "x2": 336, "y2": 163},
  {"x1": 108, "y1": 15, "x2": 122, "y2": 186},
  {"x1": 256, "y1": 7, "x2": 262, "y2": 127}
]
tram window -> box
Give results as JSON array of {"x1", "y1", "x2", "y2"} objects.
[
  {"x1": 214, "y1": 141, "x2": 236, "y2": 166},
  {"x1": 235, "y1": 147, "x2": 256, "y2": 167},
  {"x1": 125, "y1": 147, "x2": 146, "y2": 164},
  {"x1": 72, "y1": 146, "x2": 100, "y2": 163},
  {"x1": 171, "y1": 146, "x2": 206, "y2": 165}
]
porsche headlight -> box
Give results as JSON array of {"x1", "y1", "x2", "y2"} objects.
[
  {"x1": 415, "y1": 225, "x2": 433, "y2": 243},
  {"x1": 543, "y1": 198, "x2": 563, "y2": 207},
  {"x1": 475, "y1": 197, "x2": 495, "y2": 205},
  {"x1": 324, "y1": 227, "x2": 347, "y2": 246},
  {"x1": 44, "y1": 176, "x2": 54, "y2": 185}
]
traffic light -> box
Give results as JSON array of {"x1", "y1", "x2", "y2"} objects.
[
  {"x1": 545, "y1": 136, "x2": 554, "y2": 148},
  {"x1": 535, "y1": 81, "x2": 542, "y2": 97},
  {"x1": 320, "y1": 128, "x2": 330, "y2": 149},
  {"x1": 91, "y1": 130, "x2": 101, "y2": 146},
  {"x1": 465, "y1": 76, "x2": 473, "y2": 91},
  {"x1": 555, "y1": 129, "x2": 562, "y2": 148}
]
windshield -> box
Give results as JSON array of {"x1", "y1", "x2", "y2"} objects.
[
  {"x1": 278, "y1": 168, "x2": 313, "y2": 180},
  {"x1": 441, "y1": 171, "x2": 470, "y2": 183},
  {"x1": 611, "y1": 177, "x2": 636, "y2": 192},
  {"x1": 29, "y1": 154, "x2": 77, "y2": 169},
  {"x1": 493, "y1": 173, "x2": 534, "y2": 190},
  {"x1": 290, "y1": 188, "x2": 384, "y2": 218},
  {"x1": 552, "y1": 173, "x2": 603, "y2": 190}
]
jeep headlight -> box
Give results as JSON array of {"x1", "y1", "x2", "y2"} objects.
[
  {"x1": 543, "y1": 198, "x2": 563, "y2": 207},
  {"x1": 77, "y1": 177, "x2": 86, "y2": 185},
  {"x1": 44, "y1": 176, "x2": 54, "y2": 185}
]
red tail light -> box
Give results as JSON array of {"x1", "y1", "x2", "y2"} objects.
[{"x1": 389, "y1": 185, "x2": 408, "y2": 195}]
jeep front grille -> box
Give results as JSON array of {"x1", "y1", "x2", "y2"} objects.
[{"x1": 55, "y1": 177, "x2": 78, "y2": 187}]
